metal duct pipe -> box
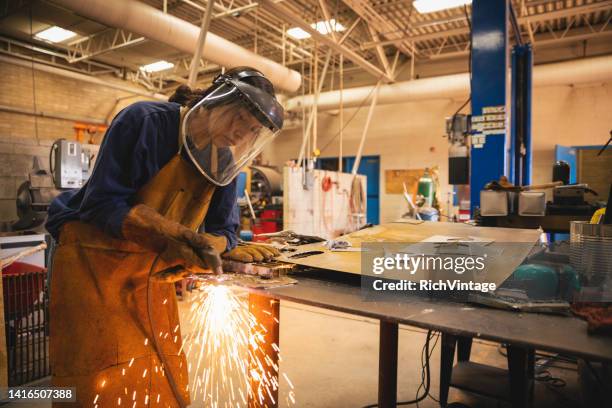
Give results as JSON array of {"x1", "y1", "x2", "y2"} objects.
[
  {"x1": 0, "y1": 54, "x2": 167, "y2": 100},
  {"x1": 0, "y1": 104, "x2": 107, "y2": 125},
  {"x1": 287, "y1": 54, "x2": 612, "y2": 111},
  {"x1": 53, "y1": 0, "x2": 302, "y2": 93}
]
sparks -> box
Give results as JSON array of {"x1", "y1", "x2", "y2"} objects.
[{"x1": 182, "y1": 283, "x2": 296, "y2": 407}]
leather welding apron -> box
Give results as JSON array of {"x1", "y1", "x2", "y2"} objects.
[{"x1": 50, "y1": 155, "x2": 216, "y2": 407}]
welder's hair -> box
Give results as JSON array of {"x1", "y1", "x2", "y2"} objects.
[{"x1": 169, "y1": 67, "x2": 276, "y2": 109}]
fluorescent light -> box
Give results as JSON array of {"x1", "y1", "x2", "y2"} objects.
[
  {"x1": 287, "y1": 18, "x2": 346, "y2": 40},
  {"x1": 140, "y1": 60, "x2": 174, "y2": 73},
  {"x1": 314, "y1": 19, "x2": 345, "y2": 35},
  {"x1": 414, "y1": 0, "x2": 472, "y2": 14},
  {"x1": 287, "y1": 27, "x2": 311, "y2": 40},
  {"x1": 34, "y1": 26, "x2": 77, "y2": 43}
]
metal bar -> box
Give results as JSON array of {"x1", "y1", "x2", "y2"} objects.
[
  {"x1": 259, "y1": 0, "x2": 392, "y2": 82},
  {"x1": 439, "y1": 333, "x2": 457, "y2": 406},
  {"x1": 509, "y1": 3, "x2": 524, "y2": 45},
  {"x1": 297, "y1": 50, "x2": 333, "y2": 166},
  {"x1": 368, "y1": 26, "x2": 391, "y2": 77},
  {"x1": 36, "y1": 272, "x2": 41, "y2": 379},
  {"x1": 351, "y1": 80, "x2": 382, "y2": 176},
  {"x1": 506, "y1": 345, "x2": 532, "y2": 408},
  {"x1": 188, "y1": 0, "x2": 216, "y2": 87},
  {"x1": 248, "y1": 294, "x2": 279, "y2": 408},
  {"x1": 317, "y1": 0, "x2": 338, "y2": 42},
  {"x1": 26, "y1": 272, "x2": 31, "y2": 382},
  {"x1": 339, "y1": 53, "x2": 343, "y2": 172},
  {"x1": 0, "y1": 104, "x2": 108, "y2": 125},
  {"x1": 378, "y1": 321, "x2": 398, "y2": 408},
  {"x1": 18, "y1": 274, "x2": 23, "y2": 385},
  {"x1": 342, "y1": 0, "x2": 417, "y2": 57},
  {"x1": 340, "y1": 17, "x2": 362, "y2": 44}
]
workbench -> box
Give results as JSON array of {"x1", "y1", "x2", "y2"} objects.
[
  {"x1": 241, "y1": 221, "x2": 610, "y2": 407},
  {"x1": 250, "y1": 271, "x2": 612, "y2": 408}
]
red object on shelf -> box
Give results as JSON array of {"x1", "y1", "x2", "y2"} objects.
[
  {"x1": 2, "y1": 262, "x2": 46, "y2": 317},
  {"x1": 252, "y1": 209, "x2": 282, "y2": 242}
]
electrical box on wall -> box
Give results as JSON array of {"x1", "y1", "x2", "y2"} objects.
[{"x1": 53, "y1": 139, "x2": 84, "y2": 189}]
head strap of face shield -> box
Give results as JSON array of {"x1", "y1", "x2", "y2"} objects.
[{"x1": 212, "y1": 69, "x2": 266, "y2": 85}]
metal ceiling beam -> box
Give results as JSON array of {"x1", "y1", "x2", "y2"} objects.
[
  {"x1": 361, "y1": 0, "x2": 612, "y2": 50},
  {"x1": 66, "y1": 28, "x2": 146, "y2": 63},
  {"x1": 421, "y1": 23, "x2": 612, "y2": 60},
  {"x1": 342, "y1": 0, "x2": 417, "y2": 58},
  {"x1": 259, "y1": 0, "x2": 393, "y2": 82},
  {"x1": 367, "y1": 25, "x2": 390, "y2": 77},
  {"x1": 0, "y1": 35, "x2": 122, "y2": 74}
]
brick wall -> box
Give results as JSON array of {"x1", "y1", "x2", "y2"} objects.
[{"x1": 0, "y1": 61, "x2": 155, "y2": 222}]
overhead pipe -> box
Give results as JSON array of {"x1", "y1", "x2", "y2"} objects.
[
  {"x1": 53, "y1": 0, "x2": 301, "y2": 92},
  {"x1": 0, "y1": 54, "x2": 167, "y2": 100},
  {"x1": 0, "y1": 104, "x2": 108, "y2": 125},
  {"x1": 286, "y1": 54, "x2": 612, "y2": 111}
]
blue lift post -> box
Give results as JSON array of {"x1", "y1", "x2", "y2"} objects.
[
  {"x1": 469, "y1": 0, "x2": 510, "y2": 214},
  {"x1": 510, "y1": 44, "x2": 533, "y2": 186}
]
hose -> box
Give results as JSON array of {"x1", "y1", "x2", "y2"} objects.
[{"x1": 147, "y1": 256, "x2": 190, "y2": 408}]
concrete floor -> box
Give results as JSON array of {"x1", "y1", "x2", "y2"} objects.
[{"x1": 7, "y1": 300, "x2": 583, "y2": 408}]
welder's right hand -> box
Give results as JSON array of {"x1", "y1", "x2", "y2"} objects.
[
  {"x1": 122, "y1": 205, "x2": 224, "y2": 278},
  {"x1": 122, "y1": 204, "x2": 226, "y2": 251}
]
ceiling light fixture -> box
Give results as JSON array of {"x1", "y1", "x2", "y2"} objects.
[
  {"x1": 413, "y1": 0, "x2": 472, "y2": 14},
  {"x1": 34, "y1": 26, "x2": 77, "y2": 43},
  {"x1": 287, "y1": 18, "x2": 346, "y2": 40},
  {"x1": 140, "y1": 60, "x2": 175, "y2": 73}
]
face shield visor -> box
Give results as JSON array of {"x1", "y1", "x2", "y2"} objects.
[{"x1": 181, "y1": 78, "x2": 284, "y2": 186}]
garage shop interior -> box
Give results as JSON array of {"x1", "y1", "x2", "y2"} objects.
[{"x1": 0, "y1": 0, "x2": 611, "y2": 407}]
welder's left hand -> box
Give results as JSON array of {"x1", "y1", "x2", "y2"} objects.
[{"x1": 222, "y1": 243, "x2": 280, "y2": 263}]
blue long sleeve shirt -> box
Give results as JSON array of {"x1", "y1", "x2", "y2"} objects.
[{"x1": 45, "y1": 101, "x2": 239, "y2": 251}]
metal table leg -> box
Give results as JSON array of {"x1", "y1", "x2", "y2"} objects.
[
  {"x1": 248, "y1": 294, "x2": 280, "y2": 408},
  {"x1": 439, "y1": 332, "x2": 457, "y2": 407},
  {"x1": 378, "y1": 320, "x2": 398, "y2": 408},
  {"x1": 507, "y1": 344, "x2": 533, "y2": 408}
]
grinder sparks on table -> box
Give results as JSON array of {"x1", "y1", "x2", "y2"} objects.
[{"x1": 45, "y1": 67, "x2": 283, "y2": 407}]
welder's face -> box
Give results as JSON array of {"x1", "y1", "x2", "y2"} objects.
[{"x1": 189, "y1": 105, "x2": 263, "y2": 149}]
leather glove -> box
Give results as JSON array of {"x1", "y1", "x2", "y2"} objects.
[
  {"x1": 122, "y1": 204, "x2": 227, "y2": 280},
  {"x1": 223, "y1": 243, "x2": 280, "y2": 263}
]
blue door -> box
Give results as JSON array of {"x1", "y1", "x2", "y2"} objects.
[
  {"x1": 316, "y1": 156, "x2": 381, "y2": 224},
  {"x1": 554, "y1": 145, "x2": 577, "y2": 184}
]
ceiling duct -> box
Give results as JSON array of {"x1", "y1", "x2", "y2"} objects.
[
  {"x1": 287, "y1": 54, "x2": 612, "y2": 111},
  {"x1": 52, "y1": 0, "x2": 302, "y2": 93}
]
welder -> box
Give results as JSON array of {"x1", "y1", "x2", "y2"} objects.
[{"x1": 45, "y1": 67, "x2": 283, "y2": 407}]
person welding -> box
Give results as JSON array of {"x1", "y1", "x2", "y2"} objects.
[{"x1": 45, "y1": 67, "x2": 283, "y2": 407}]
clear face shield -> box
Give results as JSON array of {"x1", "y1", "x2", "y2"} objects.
[{"x1": 181, "y1": 79, "x2": 284, "y2": 186}]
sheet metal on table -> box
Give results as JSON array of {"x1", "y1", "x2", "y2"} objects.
[
  {"x1": 248, "y1": 276, "x2": 612, "y2": 363},
  {"x1": 277, "y1": 222, "x2": 542, "y2": 287}
]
